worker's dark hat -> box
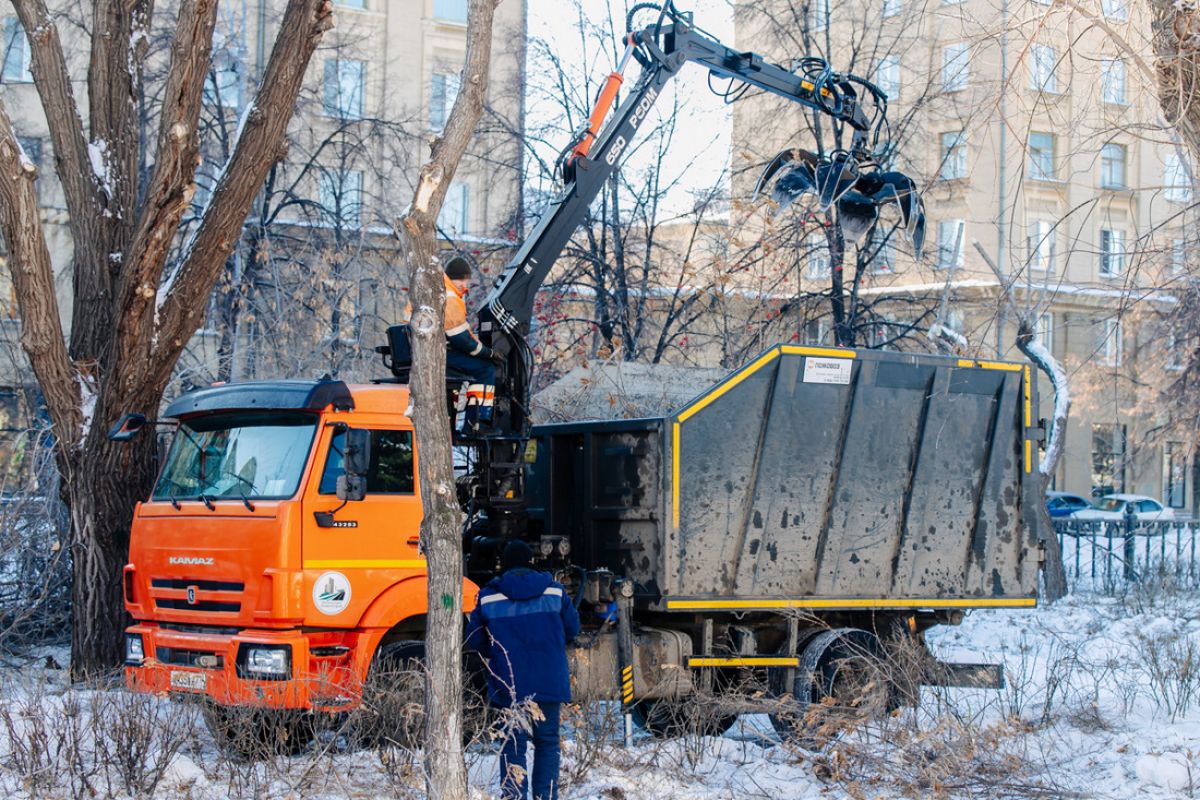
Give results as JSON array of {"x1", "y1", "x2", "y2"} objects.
[
  {"x1": 444, "y1": 256, "x2": 473, "y2": 280},
  {"x1": 501, "y1": 539, "x2": 533, "y2": 570}
]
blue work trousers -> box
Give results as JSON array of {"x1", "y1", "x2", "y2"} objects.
[
  {"x1": 499, "y1": 701, "x2": 561, "y2": 800},
  {"x1": 446, "y1": 348, "x2": 496, "y2": 385}
]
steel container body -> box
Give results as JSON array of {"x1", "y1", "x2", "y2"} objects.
[{"x1": 527, "y1": 346, "x2": 1043, "y2": 611}]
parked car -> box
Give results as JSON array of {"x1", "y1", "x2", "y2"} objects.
[
  {"x1": 1070, "y1": 493, "x2": 1176, "y2": 522},
  {"x1": 1046, "y1": 491, "x2": 1092, "y2": 518}
]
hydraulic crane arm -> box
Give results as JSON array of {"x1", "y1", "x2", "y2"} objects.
[{"x1": 478, "y1": 9, "x2": 881, "y2": 340}]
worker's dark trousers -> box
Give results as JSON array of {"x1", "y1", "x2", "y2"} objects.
[
  {"x1": 447, "y1": 350, "x2": 496, "y2": 424},
  {"x1": 499, "y1": 701, "x2": 561, "y2": 800}
]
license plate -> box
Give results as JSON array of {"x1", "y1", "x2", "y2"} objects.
[{"x1": 169, "y1": 670, "x2": 207, "y2": 692}]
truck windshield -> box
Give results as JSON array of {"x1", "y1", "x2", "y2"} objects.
[{"x1": 152, "y1": 412, "x2": 317, "y2": 502}]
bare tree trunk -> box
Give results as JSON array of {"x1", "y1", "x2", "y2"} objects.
[
  {"x1": 0, "y1": 0, "x2": 333, "y2": 677},
  {"x1": 394, "y1": 1, "x2": 497, "y2": 797}
]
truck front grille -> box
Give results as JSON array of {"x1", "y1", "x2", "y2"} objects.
[
  {"x1": 151, "y1": 578, "x2": 244, "y2": 592},
  {"x1": 155, "y1": 598, "x2": 240, "y2": 613}
]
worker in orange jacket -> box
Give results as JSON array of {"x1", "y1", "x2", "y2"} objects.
[{"x1": 438, "y1": 256, "x2": 501, "y2": 425}]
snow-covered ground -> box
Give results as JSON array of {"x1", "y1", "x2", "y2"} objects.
[{"x1": 1, "y1": 588, "x2": 1197, "y2": 799}]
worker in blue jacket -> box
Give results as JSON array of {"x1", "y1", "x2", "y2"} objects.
[{"x1": 467, "y1": 540, "x2": 581, "y2": 800}]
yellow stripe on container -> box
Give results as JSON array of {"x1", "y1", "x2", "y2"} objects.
[
  {"x1": 666, "y1": 597, "x2": 1037, "y2": 610},
  {"x1": 688, "y1": 657, "x2": 800, "y2": 668},
  {"x1": 956, "y1": 359, "x2": 1022, "y2": 372}
]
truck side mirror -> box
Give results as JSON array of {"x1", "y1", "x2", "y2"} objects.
[
  {"x1": 335, "y1": 428, "x2": 371, "y2": 502},
  {"x1": 336, "y1": 474, "x2": 367, "y2": 502},
  {"x1": 107, "y1": 412, "x2": 148, "y2": 442},
  {"x1": 344, "y1": 428, "x2": 371, "y2": 476}
]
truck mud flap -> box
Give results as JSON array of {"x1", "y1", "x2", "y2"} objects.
[{"x1": 923, "y1": 661, "x2": 1005, "y2": 689}]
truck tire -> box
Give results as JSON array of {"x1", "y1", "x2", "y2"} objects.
[
  {"x1": 352, "y1": 640, "x2": 490, "y2": 750},
  {"x1": 202, "y1": 704, "x2": 315, "y2": 759},
  {"x1": 767, "y1": 628, "x2": 891, "y2": 745},
  {"x1": 629, "y1": 697, "x2": 737, "y2": 739},
  {"x1": 353, "y1": 639, "x2": 427, "y2": 749}
]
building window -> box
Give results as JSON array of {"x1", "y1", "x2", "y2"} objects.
[
  {"x1": 1028, "y1": 132, "x2": 1056, "y2": 180},
  {"x1": 1164, "y1": 442, "x2": 1187, "y2": 508},
  {"x1": 1100, "y1": 142, "x2": 1126, "y2": 189},
  {"x1": 335, "y1": 0, "x2": 367, "y2": 7},
  {"x1": 317, "y1": 169, "x2": 364, "y2": 227},
  {"x1": 1028, "y1": 220, "x2": 1055, "y2": 271},
  {"x1": 430, "y1": 71, "x2": 461, "y2": 132},
  {"x1": 1172, "y1": 238, "x2": 1187, "y2": 273},
  {"x1": 1099, "y1": 228, "x2": 1125, "y2": 275},
  {"x1": 873, "y1": 232, "x2": 896, "y2": 272},
  {"x1": 804, "y1": 318, "x2": 830, "y2": 345},
  {"x1": 2, "y1": 17, "x2": 32, "y2": 83},
  {"x1": 1101, "y1": 58, "x2": 1127, "y2": 105},
  {"x1": 1035, "y1": 313, "x2": 1053, "y2": 351},
  {"x1": 875, "y1": 56, "x2": 900, "y2": 99},
  {"x1": 939, "y1": 131, "x2": 967, "y2": 180},
  {"x1": 1101, "y1": 0, "x2": 1127, "y2": 20},
  {"x1": 936, "y1": 219, "x2": 965, "y2": 269},
  {"x1": 942, "y1": 43, "x2": 969, "y2": 92},
  {"x1": 806, "y1": 235, "x2": 832, "y2": 279},
  {"x1": 1091, "y1": 423, "x2": 1125, "y2": 496},
  {"x1": 1164, "y1": 151, "x2": 1192, "y2": 202},
  {"x1": 433, "y1": 0, "x2": 469, "y2": 22},
  {"x1": 1030, "y1": 44, "x2": 1057, "y2": 93},
  {"x1": 1099, "y1": 318, "x2": 1123, "y2": 365},
  {"x1": 1167, "y1": 331, "x2": 1184, "y2": 371},
  {"x1": 882, "y1": 0, "x2": 903, "y2": 18},
  {"x1": 438, "y1": 181, "x2": 469, "y2": 236},
  {"x1": 323, "y1": 59, "x2": 365, "y2": 119},
  {"x1": 205, "y1": 49, "x2": 241, "y2": 109}
]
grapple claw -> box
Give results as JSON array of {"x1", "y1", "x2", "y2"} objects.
[
  {"x1": 752, "y1": 149, "x2": 925, "y2": 260},
  {"x1": 754, "y1": 149, "x2": 817, "y2": 198}
]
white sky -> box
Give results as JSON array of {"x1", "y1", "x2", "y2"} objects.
[{"x1": 525, "y1": 0, "x2": 735, "y2": 216}]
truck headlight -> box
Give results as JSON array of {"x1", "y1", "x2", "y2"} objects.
[
  {"x1": 125, "y1": 633, "x2": 145, "y2": 665},
  {"x1": 239, "y1": 645, "x2": 291, "y2": 679}
]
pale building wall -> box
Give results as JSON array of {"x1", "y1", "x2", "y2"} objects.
[{"x1": 729, "y1": 0, "x2": 1195, "y2": 513}]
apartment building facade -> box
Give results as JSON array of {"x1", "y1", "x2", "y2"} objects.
[
  {"x1": 0, "y1": 0, "x2": 525, "y2": 489},
  {"x1": 0, "y1": 0, "x2": 525, "y2": 383},
  {"x1": 730, "y1": 0, "x2": 1196, "y2": 512}
]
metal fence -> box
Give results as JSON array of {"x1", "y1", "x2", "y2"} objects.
[{"x1": 1055, "y1": 518, "x2": 1200, "y2": 594}]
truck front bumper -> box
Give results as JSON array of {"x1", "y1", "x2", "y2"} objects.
[{"x1": 123, "y1": 623, "x2": 365, "y2": 711}]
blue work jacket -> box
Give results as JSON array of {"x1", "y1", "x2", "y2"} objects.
[{"x1": 466, "y1": 567, "x2": 581, "y2": 705}]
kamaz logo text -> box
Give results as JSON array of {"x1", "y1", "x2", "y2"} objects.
[{"x1": 168, "y1": 556, "x2": 214, "y2": 566}]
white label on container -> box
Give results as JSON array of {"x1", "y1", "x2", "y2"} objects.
[{"x1": 803, "y1": 357, "x2": 853, "y2": 385}]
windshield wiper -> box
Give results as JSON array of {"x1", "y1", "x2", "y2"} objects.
[
  {"x1": 199, "y1": 494, "x2": 216, "y2": 511},
  {"x1": 231, "y1": 486, "x2": 255, "y2": 512}
]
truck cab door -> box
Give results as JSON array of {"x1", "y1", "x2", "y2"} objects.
[{"x1": 302, "y1": 425, "x2": 423, "y2": 572}]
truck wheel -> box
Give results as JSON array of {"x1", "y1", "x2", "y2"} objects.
[
  {"x1": 353, "y1": 640, "x2": 427, "y2": 749},
  {"x1": 768, "y1": 628, "x2": 891, "y2": 746},
  {"x1": 202, "y1": 704, "x2": 314, "y2": 759},
  {"x1": 629, "y1": 698, "x2": 736, "y2": 739}
]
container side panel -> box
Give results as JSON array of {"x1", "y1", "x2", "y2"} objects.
[
  {"x1": 814, "y1": 358, "x2": 929, "y2": 595},
  {"x1": 735, "y1": 356, "x2": 856, "y2": 595},
  {"x1": 893, "y1": 368, "x2": 1001, "y2": 596},
  {"x1": 676, "y1": 363, "x2": 777, "y2": 595},
  {"x1": 963, "y1": 373, "x2": 1026, "y2": 595}
]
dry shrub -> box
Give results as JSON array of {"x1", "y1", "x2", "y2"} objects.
[
  {"x1": 1137, "y1": 629, "x2": 1200, "y2": 721},
  {"x1": 91, "y1": 686, "x2": 200, "y2": 797}
]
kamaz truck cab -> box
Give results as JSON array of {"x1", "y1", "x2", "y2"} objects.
[{"x1": 123, "y1": 380, "x2": 478, "y2": 725}]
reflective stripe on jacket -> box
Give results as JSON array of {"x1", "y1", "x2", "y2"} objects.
[
  {"x1": 466, "y1": 567, "x2": 581, "y2": 705},
  {"x1": 402, "y1": 274, "x2": 491, "y2": 358}
]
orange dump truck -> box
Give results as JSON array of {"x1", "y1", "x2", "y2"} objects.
[{"x1": 122, "y1": 380, "x2": 477, "y2": 741}]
